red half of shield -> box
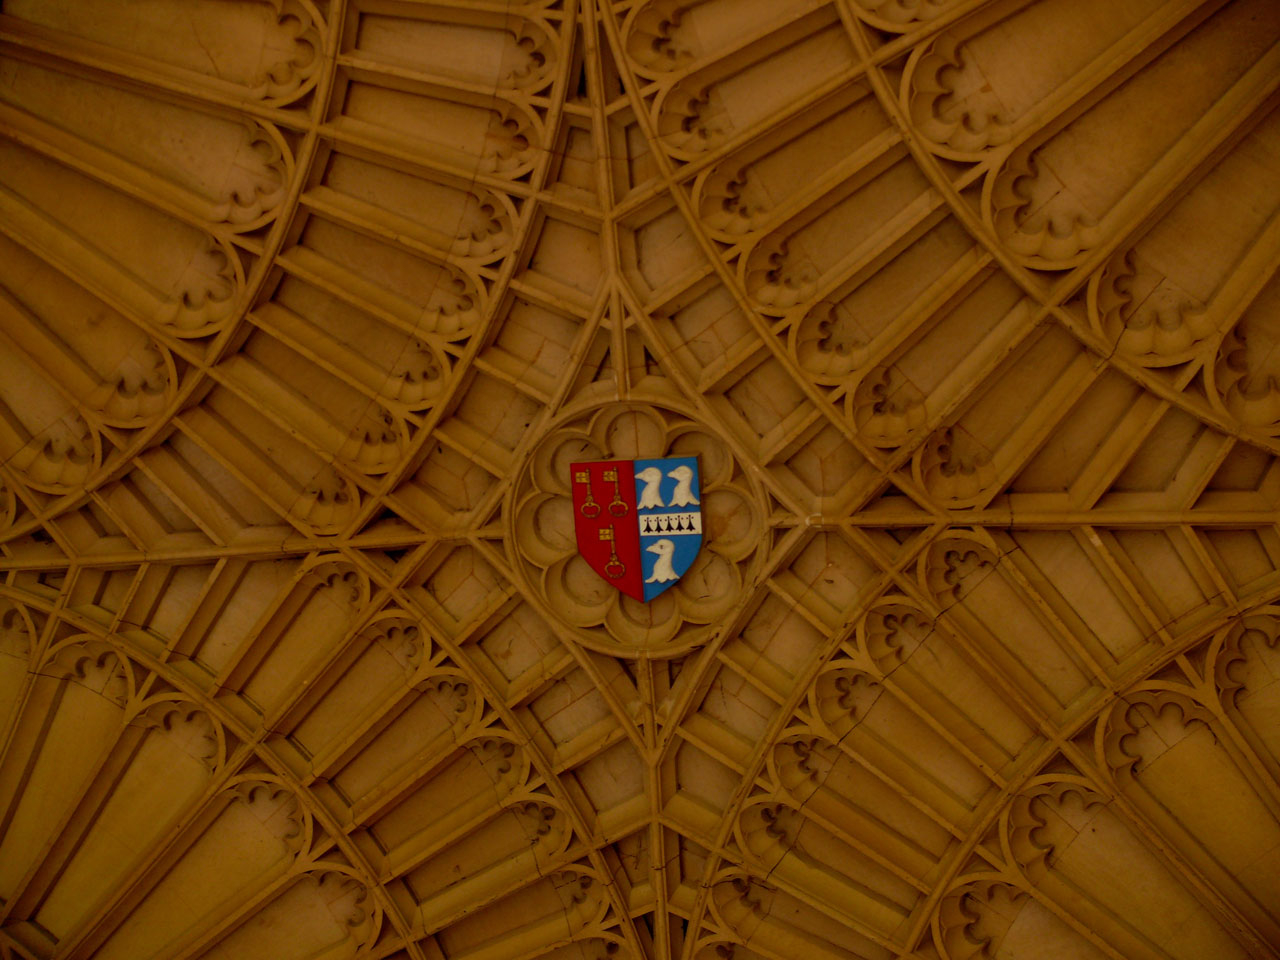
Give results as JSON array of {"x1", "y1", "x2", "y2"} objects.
[{"x1": 570, "y1": 459, "x2": 644, "y2": 601}]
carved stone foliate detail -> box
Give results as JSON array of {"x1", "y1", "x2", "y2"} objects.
[
  {"x1": 738, "y1": 800, "x2": 802, "y2": 861},
  {"x1": 252, "y1": 1, "x2": 323, "y2": 103},
  {"x1": 1101, "y1": 689, "x2": 1216, "y2": 780},
  {"x1": 338, "y1": 407, "x2": 409, "y2": 475},
  {"x1": 508, "y1": 799, "x2": 568, "y2": 854},
  {"x1": 219, "y1": 123, "x2": 289, "y2": 226},
  {"x1": 481, "y1": 108, "x2": 537, "y2": 177},
  {"x1": 657, "y1": 82, "x2": 721, "y2": 159},
  {"x1": 451, "y1": 192, "x2": 514, "y2": 262},
  {"x1": 419, "y1": 675, "x2": 476, "y2": 730},
  {"x1": 46, "y1": 638, "x2": 132, "y2": 705},
  {"x1": 1092, "y1": 251, "x2": 1213, "y2": 364},
  {"x1": 511, "y1": 402, "x2": 765, "y2": 656},
  {"x1": 382, "y1": 339, "x2": 447, "y2": 410},
  {"x1": 772, "y1": 736, "x2": 835, "y2": 795},
  {"x1": 743, "y1": 237, "x2": 819, "y2": 312},
  {"x1": 759, "y1": 802, "x2": 797, "y2": 845},
  {"x1": 8, "y1": 411, "x2": 99, "y2": 494},
  {"x1": 792, "y1": 300, "x2": 870, "y2": 382},
  {"x1": 1, "y1": 0, "x2": 322, "y2": 103},
  {"x1": 711, "y1": 875, "x2": 769, "y2": 929},
  {"x1": 294, "y1": 467, "x2": 362, "y2": 533},
  {"x1": 229, "y1": 779, "x2": 308, "y2": 854},
  {"x1": 863, "y1": 603, "x2": 934, "y2": 672},
  {"x1": 470, "y1": 737, "x2": 528, "y2": 795},
  {"x1": 850, "y1": 364, "x2": 927, "y2": 447},
  {"x1": 1215, "y1": 313, "x2": 1280, "y2": 433},
  {"x1": 421, "y1": 267, "x2": 484, "y2": 341},
  {"x1": 699, "y1": 165, "x2": 762, "y2": 238},
  {"x1": 909, "y1": 37, "x2": 1012, "y2": 155},
  {"x1": 136, "y1": 699, "x2": 223, "y2": 770},
  {"x1": 304, "y1": 870, "x2": 378, "y2": 947},
  {"x1": 550, "y1": 870, "x2": 609, "y2": 931},
  {"x1": 851, "y1": 0, "x2": 960, "y2": 29},
  {"x1": 161, "y1": 236, "x2": 241, "y2": 336},
  {"x1": 1006, "y1": 781, "x2": 1107, "y2": 883},
  {"x1": 0, "y1": 600, "x2": 34, "y2": 658},
  {"x1": 990, "y1": 149, "x2": 1099, "y2": 265},
  {"x1": 1210, "y1": 612, "x2": 1280, "y2": 776},
  {"x1": 936, "y1": 878, "x2": 1030, "y2": 960},
  {"x1": 812, "y1": 666, "x2": 884, "y2": 738},
  {"x1": 369, "y1": 616, "x2": 430, "y2": 677},
  {"x1": 501, "y1": 23, "x2": 555, "y2": 91},
  {"x1": 90, "y1": 340, "x2": 175, "y2": 426},
  {"x1": 1214, "y1": 615, "x2": 1280, "y2": 706},
  {"x1": 626, "y1": 1, "x2": 693, "y2": 75},
  {"x1": 917, "y1": 426, "x2": 997, "y2": 502},
  {"x1": 307, "y1": 561, "x2": 366, "y2": 607},
  {"x1": 924, "y1": 538, "x2": 997, "y2": 604}
]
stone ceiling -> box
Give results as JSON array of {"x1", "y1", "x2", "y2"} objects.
[{"x1": 1, "y1": 1, "x2": 1280, "y2": 959}]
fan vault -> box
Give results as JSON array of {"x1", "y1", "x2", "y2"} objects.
[{"x1": 1, "y1": 1, "x2": 1280, "y2": 959}]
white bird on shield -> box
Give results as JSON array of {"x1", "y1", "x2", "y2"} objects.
[
  {"x1": 635, "y1": 466, "x2": 666, "y2": 508},
  {"x1": 645, "y1": 539, "x2": 678, "y2": 583},
  {"x1": 666, "y1": 464, "x2": 699, "y2": 507}
]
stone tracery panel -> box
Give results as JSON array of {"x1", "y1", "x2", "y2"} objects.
[{"x1": 1, "y1": 0, "x2": 324, "y2": 105}]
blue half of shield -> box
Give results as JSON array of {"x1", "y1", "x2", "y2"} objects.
[{"x1": 632, "y1": 456, "x2": 702, "y2": 601}]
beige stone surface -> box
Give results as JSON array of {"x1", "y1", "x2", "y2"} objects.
[{"x1": 1, "y1": 1, "x2": 1280, "y2": 958}]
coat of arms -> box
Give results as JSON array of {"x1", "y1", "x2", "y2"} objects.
[{"x1": 570, "y1": 456, "x2": 702, "y2": 602}]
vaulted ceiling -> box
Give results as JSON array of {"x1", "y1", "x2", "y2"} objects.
[{"x1": 1, "y1": 1, "x2": 1280, "y2": 959}]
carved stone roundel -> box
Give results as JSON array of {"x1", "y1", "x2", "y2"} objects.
[{"x1": 510, "y1": 402, "x2": 765, "y2": 657}]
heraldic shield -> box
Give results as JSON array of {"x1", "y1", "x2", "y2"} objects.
[{"x1": 570, "y1": 456, "x2": 702, "y2": 602}]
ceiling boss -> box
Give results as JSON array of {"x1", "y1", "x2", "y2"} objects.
[
  {"x1": 509, "y1": 402, "x2": 764, "y2": 656},
  {"x1": 570, "y1": 456, "x2": 703, "y2": 602}
]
